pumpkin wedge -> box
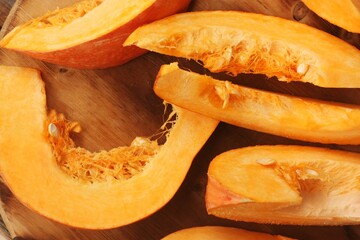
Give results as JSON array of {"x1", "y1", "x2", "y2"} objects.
[
  {"x1": 154, "y1": 63, "x2": 360, "y2": 145},
  {"x1": 125, "y1": 11, "x2": 360, "y2": 88},
  {"x1": 302, "y1": 0, "x2": 360, "y2": 33},
  {"x1": 206, "y1": 145, "x2": 360, "y2": 225},
  {"x1": 0, "y1": 0, "x2": 190, "y2": 69},
  {"x1": 162, "y1": 226, "x2": 295, "y2": 240},
  {"x1": 0, "y1": 65, "x2": 219, "y2": 229}
]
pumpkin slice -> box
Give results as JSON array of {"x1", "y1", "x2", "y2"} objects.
[
  {"x1": 0, "y1": 65, "x2": 219, "y2": 229},
  {"x1": 0, "y1": 0, "x2": 190, "y2": 69},
  {"x1": 125, "y1": 11, "x2": 360, "y2": 88},
  {"x1": 206, "y1": 145, "x2": 360, "y2": 225},
  {"x1": 154, "y1": 63, "x2": 360, "y2": 145},
  {"x1": 302, "y1": 0, "x2": 360, "y2": 33},
  {"x1": 162, "y1": 226, "x2": 295, "y2": 240}
]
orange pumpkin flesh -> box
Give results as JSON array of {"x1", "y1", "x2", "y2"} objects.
[
  {"x1": 206, "y1": 145, "x2": 360, "y2": 225},
  {"x1": 162, "y1": 226, "x2": 295, "y2": 240},
  {"x1": 0, "y1": 65, "x2": 219, "y2": 229},
  {"x1": 154, "y1": 63, "x2": 360, "y2": 145},
  {"x1": 125, "y1": 11, "x2": 360, "y2": 88},
  {"x1": 302, "y1": 0, "x2": 360, "y2": 33},
  {"x1": 0, "y1": 0, "x2": 190, "y2": 69}
]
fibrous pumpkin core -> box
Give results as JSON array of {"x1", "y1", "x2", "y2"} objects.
[
  {"x1": 159, "y1": 28, "x2": 316, "y2": 82},
  {"x1": 269, "y1": 160, "x2": 359, "y2": 197},
  {"x1": 46, "y1": 110, "x2": 161, "y2": 183},
  {"x1": 30, "y1": 0, "x2": 104, "y2": 28}
]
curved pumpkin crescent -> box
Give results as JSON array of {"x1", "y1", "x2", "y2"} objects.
[
  {"x1": 302, "y1": 0, "x2": 360, "y2": 33},
  {"x1": 206, "y1": 145, "x2": 360, "y2": 225},
  {"x1": 125, "y1": 11, "x2": 360, "y2": 88},
  {"x1": 154, "y1": 63, "x2": 360, "y2": 145},
  {"x1": 0, "y1": 65, "x2": 218, "y2": 229},
  {"x1": 162, "y1": 226, "x2": 294, "y2": 240},
  {"x1": 0, "y1": 0, "x2": 191, "y2": 69}
]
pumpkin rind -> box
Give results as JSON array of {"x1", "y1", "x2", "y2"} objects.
[
  {"x1": 0, "y1": 65, "x2": 219, "y2": 229},
  {"x1": 154, "y1": 63, "x2": 360, "y2": 145},
  {"x1": 302, "y1": 0, "x2": 360, "y2": 33},
  {"x1": 125, "y1": 11, "x2": 360, "y2": 88},
  {"x1": 162, "y1": 226, "x2": 295, "y2": 240},
  {"x1": 0, "y1": 0, "x2": 191, "y2": 69},
  {"x1": 206, "y1": 145, "x2": 360, "y2": 225}
]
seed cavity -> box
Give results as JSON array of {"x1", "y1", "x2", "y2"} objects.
[
  {"x1": 32, "y1": 0, "x2": 104, "y2": 28},
  {"x1": 46, "y1": 109, "x2": 166, "y2": 183},
  {"x1": 256, "y1": 158, "x2": 276, "y2": 166},
  {"x1": 48, "y1": 123, "x2": 59, "y2": 138}
]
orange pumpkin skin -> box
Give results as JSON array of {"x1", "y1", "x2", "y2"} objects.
[
  {"x1": 20, "y1": 28, "x2": 146, "y2": 69},
  {"x1": 0, "y1": 0, "x2": 191, "y2": 69}
]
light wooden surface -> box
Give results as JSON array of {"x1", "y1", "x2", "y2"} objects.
[{"x1": 0, "y1": 0, "x2": 359, "y2": 239}]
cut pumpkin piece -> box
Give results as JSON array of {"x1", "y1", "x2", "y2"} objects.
[
  {"x1": 154, "y1": 63, "x2": 360, "y2": 145},
  {"x1": 162, "y1": 226, "x2": 295, "y2": 240},
  {"x1": 125, "y1": 11, "x2": 360, "y2": 88},
  {"x1": 206, "y1": 145, "x2": 360, "y2": 225},
  {"x1": 0, "y1": 0, "x2": 191, "y2": 69},
  {"x1": 302, "y1": 0, "x2": 360, "y2": 33},
  {"x1": 0, "y1": 65, "x2": 219, "y2": 229}
]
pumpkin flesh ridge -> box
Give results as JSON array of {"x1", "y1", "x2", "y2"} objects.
[
  {"x1": 0, "y1": 65, "x2": 219, "y2": 229},
  {"x1": 0, "y1": 0, "x2": 191, "y2": 68},
  {"x1": 302, "y1": 0, "x2": 360, "y2": 33},
  {"x1": 206, "y1": 146, "x2": 360, "y2": 225},
  {"x1": 0, "y1": 0, "x2": 156, "y2": 51},
  {"x1": 125, "y1": 11, "x2": 360, "y2": 88},
  {"x1": 154, "y1": 63, "x2": 360, "y2": 145},
  {"x1": 161, "y1": 226, "x2": 295, "y2": 240}
]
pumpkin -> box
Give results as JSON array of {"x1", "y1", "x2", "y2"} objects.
[
  {"x1": 162, "y1": 226, "x2": 295, "y2": 240},
  {"x1": 0, "y1": 0, "x2": 191, "y2": 69},
  {"x1": 206, "y1": 145, "x2": 360, "y2": 225},
  {"x1": 0, "y1": 65, "x2": 219, "y2": 229},
  {"x1": 302, "y1": 0, "x2": 360, "y2": 33},
  {"x1": 154, "y1": 63, "x2": 360, "y2": 145},
  {"x1": 125, "y1": 11, "x2": 360, "y2": 88}
]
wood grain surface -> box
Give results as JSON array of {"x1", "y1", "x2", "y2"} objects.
[
  {"x1": 0, "y1": 1, "x2": 13, "y2": 30},
  {"x1": 0, "y1": 0, "x2": 359, "y2": 239}
]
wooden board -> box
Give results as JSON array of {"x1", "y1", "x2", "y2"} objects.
[{"x1": 0, "y1": 0, "x2": 359, "y2": 239}]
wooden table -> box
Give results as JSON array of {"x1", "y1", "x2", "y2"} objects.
[{"x1": 0, "y1": 0, "x2": 359, "y2": 239}]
